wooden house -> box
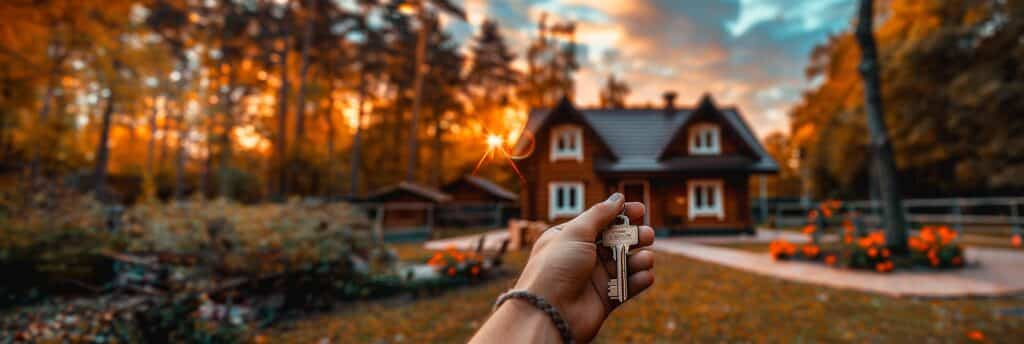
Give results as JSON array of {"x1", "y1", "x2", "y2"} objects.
[
  {"x1": 513, "y1": 93, "x2": 778, "y2": 234},
  {"x1": 364, "y1": 181, "x2": 452, "y2": 241},
  {"x1": 440, "y1": 175, "x2": 519, "y2": 227}
]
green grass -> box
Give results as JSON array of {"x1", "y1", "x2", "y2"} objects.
[{"x1": 263, "y1": 244, "x2": 1024, "y2": 343}]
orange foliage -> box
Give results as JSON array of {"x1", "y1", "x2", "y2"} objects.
[{"x1": 769, "y1": 240, "x2": 797, "y2": 260}]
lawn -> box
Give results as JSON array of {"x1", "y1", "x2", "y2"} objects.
[{"x1": 263, "y1": 243, "x2": 1024, "y2": 343}]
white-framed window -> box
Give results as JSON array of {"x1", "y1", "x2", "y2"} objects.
[
  {"x1": 688, "y1": 179, "x2": 724, "y2": 219},
  {"x1": 550, "y1": 125, "x2": 583, "y2": 161},
  {"x1": 549, "y1": 182, "x2": 584, "y2": 219},
  {"x1": 688, "y1": 123, "x2": 720, "y2": 155}
]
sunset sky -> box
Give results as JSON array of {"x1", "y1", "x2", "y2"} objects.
[{"x1": 443, "y1": 0, "x2": 858, "y2": 137}]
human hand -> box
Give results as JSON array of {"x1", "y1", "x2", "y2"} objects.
[{"x1": 513, "y1": 193, "x2": 655, "y2": 342}]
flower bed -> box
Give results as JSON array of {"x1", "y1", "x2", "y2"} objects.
[{"x1": 769, "y1": 201, "x2": 964, "y2": 273}]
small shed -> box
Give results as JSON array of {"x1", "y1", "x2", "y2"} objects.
[
  {"x1": 440, "y1": 175, "x2": 519, "y2": 228},
  {"x1": 364, "y1": 181, "x2": 452, "y2": 241}
]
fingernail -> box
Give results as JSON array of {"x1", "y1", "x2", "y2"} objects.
[{"x1": 606, "y1": 193, "x2": 623, "y2": 203}]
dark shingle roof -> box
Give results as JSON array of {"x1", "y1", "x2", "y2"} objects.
[
  {"x1": 516, "y1": 95, "x2": 779, "y2": 173},
  {"x1": 463, "y1": 175, "x2": 518, "y2": 201},
  {"x1": 366, "y1": 181, "x2": 452, "y2": 203}
]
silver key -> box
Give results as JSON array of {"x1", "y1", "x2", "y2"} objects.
[{"x1": 602, "y1": 215, "x2": 639, "y2": 302}]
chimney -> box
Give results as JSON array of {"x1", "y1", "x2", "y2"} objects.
[{"x1": 663, "y1": 91, "x2": 678, "y2": 114}]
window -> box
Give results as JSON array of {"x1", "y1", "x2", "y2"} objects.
[
  {"x1": 549, "y1": 182, "x2": 584, "y2": 219},
  {"x1": 688, "y1": 123, "x2": 720, "y2": 155},
  {"x1": 688, "y1": 179, "x2": 723, "y2": 219},
  {"x1": 550, "y1": 125, "x2": 583, "y2": 161}
]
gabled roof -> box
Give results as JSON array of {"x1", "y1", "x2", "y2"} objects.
[
  {"x1": 460, "y1": 175, "x2": 518, "y2": 201},
  {"x1": 515, "y1": 94, "x2": 778, "y2": 173},
  {"x1": 365, "y1": 181, "x2": 452, "y2": 203},
  {"x1": 514, "y1": 97, "x2": 618, "y2": 160}
]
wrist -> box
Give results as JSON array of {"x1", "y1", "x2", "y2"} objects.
[{"x1": 496, "y1": 299, "x2": 562, "y2": 342}]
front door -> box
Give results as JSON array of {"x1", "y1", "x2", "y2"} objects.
[{"x1": 619, "y1": 180, "x2": 650, "y2": 225}]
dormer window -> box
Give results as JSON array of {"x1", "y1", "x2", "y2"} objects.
[
  {"x1": 689, "y1": 123, "x2": 720, "y2": 155},
  {"x1": 550, "y1": 125, "x2": 583, "y2": 161}
]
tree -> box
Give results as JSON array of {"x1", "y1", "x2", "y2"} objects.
[
  {"x1": 856, "y1": 0, "x2": 909, "y2": 253},
  {"x1": 404, "y1": 0, "x2": 466, "y2": 183},
  {"x1": 598, "y1": 74, "x2": 630, "y2": 109}
]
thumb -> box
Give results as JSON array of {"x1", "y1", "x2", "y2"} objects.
[{"x1": 562, "y1": 193, "x2": 624, "y2": 242}]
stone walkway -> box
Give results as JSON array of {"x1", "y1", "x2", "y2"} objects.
[{"x1": 652, "y1": 238, "x2": 1024, "y2": 298}]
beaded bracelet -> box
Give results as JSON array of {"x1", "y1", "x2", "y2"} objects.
[{"x1": 493, "y1": 290, "x2": 574, "y2": 344}]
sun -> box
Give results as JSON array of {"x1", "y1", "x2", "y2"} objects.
[{"x1": 486, "y1": 134, "x2": 503, "y2": 149}]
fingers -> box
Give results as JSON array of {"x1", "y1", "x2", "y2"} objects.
[
  {"x1": 623, "y1": 202, "x2": 645, "y2": 225},
  {"x1": 562, "y1": 193, "x2": 625, "y2": 242},
  {"x1": 636, "y1": 226, "x2": 654, "y2": 248},
  {"x1": 627, "y1": 249, "x2": 654, "y2": 271},
  {"x1": 626, "y1": 270, "x2": 654, "y2": 299}
]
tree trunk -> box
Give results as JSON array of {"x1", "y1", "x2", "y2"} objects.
[
  {"x1": 405, "y1": 14, "x2": 428, "y2": 182},
  {"x1": 92, "y1": 86, "x2": 116, "y2": 203},
  {"x1": 323, "y1": 93, "x2": 336, "y2": 198},
  {"x1": 431, "y1": 106, "x2": 443, "y2": 186},
  {"x1": 274, "y1": 19, "x2": 292, "y2": 200},
  {"x1": 349, "y1": 68, "x2": 366, "y2": 198},
  {"x1": 293, "y1": 0, "x2": 314, "y2": 150},
  {"x1": 146, "y1": 97, "x2": 159, "y2": 177},
  {"x1": 855, "y1": 0, "x2": 909, "y2": 253},
  {"x1": 218, "y1": 66, "x2": 238, "y2": 199},
  {"x1": 32, "y1": 48, "x2": 64, "y2": 180},
  {"x1": 158, "y1": 98, "x2": 171, "y2": 170}
]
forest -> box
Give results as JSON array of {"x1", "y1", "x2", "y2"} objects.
[
  {"x1": 774, "y1": 0, "x2": 1024, "y2": 199},
  {"x1": 0, "y1": 0, "x2": 582, "y2": 203}
]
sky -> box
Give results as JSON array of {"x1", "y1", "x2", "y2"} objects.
[{"x1": 441, "y1": 0, "x2": 858, "y2": 137}]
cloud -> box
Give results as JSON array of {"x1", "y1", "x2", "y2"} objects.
[{"x1": 446, "y1": 0, "x2": 857, "y2": 137}]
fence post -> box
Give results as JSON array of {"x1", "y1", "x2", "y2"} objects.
[
  {"x1": 952, "y1": 199, "x2": 963, "y2": 234},
  {"x1": 427, "y1": 203, "x2": 435, "y2": 235},
  {"x1": 1010, "y1": 200, "x2": 1021, "y2": 235},
  {"x1": 493, "y1": 203, "x2": 503, "y2": 228},
  {"x1": 770, "y1": 204, "x2": 778, "y2": 228},
  {"x1": 374, "y1": 205, "x2": 385, "y2": 244}
]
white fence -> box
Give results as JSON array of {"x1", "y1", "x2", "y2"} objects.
[{"x1": 762, "y1": 197, "x2": 1024, "y2": 234}]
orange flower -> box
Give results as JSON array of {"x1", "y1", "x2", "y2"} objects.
[
  {"x1": 938, "y1": 226, "x2": 956, "y2": 245},
  {"x1": 869, "y1": 231, "x2": 886, "y2": 245},
  {"x1": 909, "y1": 237, "x2": 926, "y2": 251},
  {"x1": 920, "y1": 227, "x2": 936, "y2": 244},
  {"x1": 807, "y1": 209, "x2": 818, "y2": 220},
  {"x1": 471, "y1": 265, "x2": 480, "y2": 276},
  {"x1": 875, "y1": 262, "x2": 885, "y2": 272},
  {"x1": 1012, "y1": 234, "x2": 1022, "y2": 248},
  {"x1": 868, "y1": 248, "x2": 878, "y2": 258},
  {"x1": 825, "y1": 255, "x2": 837, "y2": 266},
  {"x1": 967, "y1": 330, "x2": 985, "y2": 342},
  {"x1": 802, "y1": 224, "x2": 816, "y2": 235},
  {"x1": 842, "y1": 220, "x2": 854, "y2": 233},
  {"x1": 881, "y1": 248, "x2": 890, "y2": 258},
  {"x1": 844, "y1": 234, "x2": 853, "y2": 244},
  {"x1": 447, "y1": 267, "x2": 456, "y2": 276},
  {"x1": 802, "y1": 244, "x2": 820, "y2": 258}
]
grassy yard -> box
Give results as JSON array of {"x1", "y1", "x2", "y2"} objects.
[{"x1": 264, "y1": 243, "x2": 1024, "y2": 343}]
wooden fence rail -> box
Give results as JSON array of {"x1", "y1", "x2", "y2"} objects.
[{"x1": 758, "y1": 197, "x2": 1024, "y2": 235}]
